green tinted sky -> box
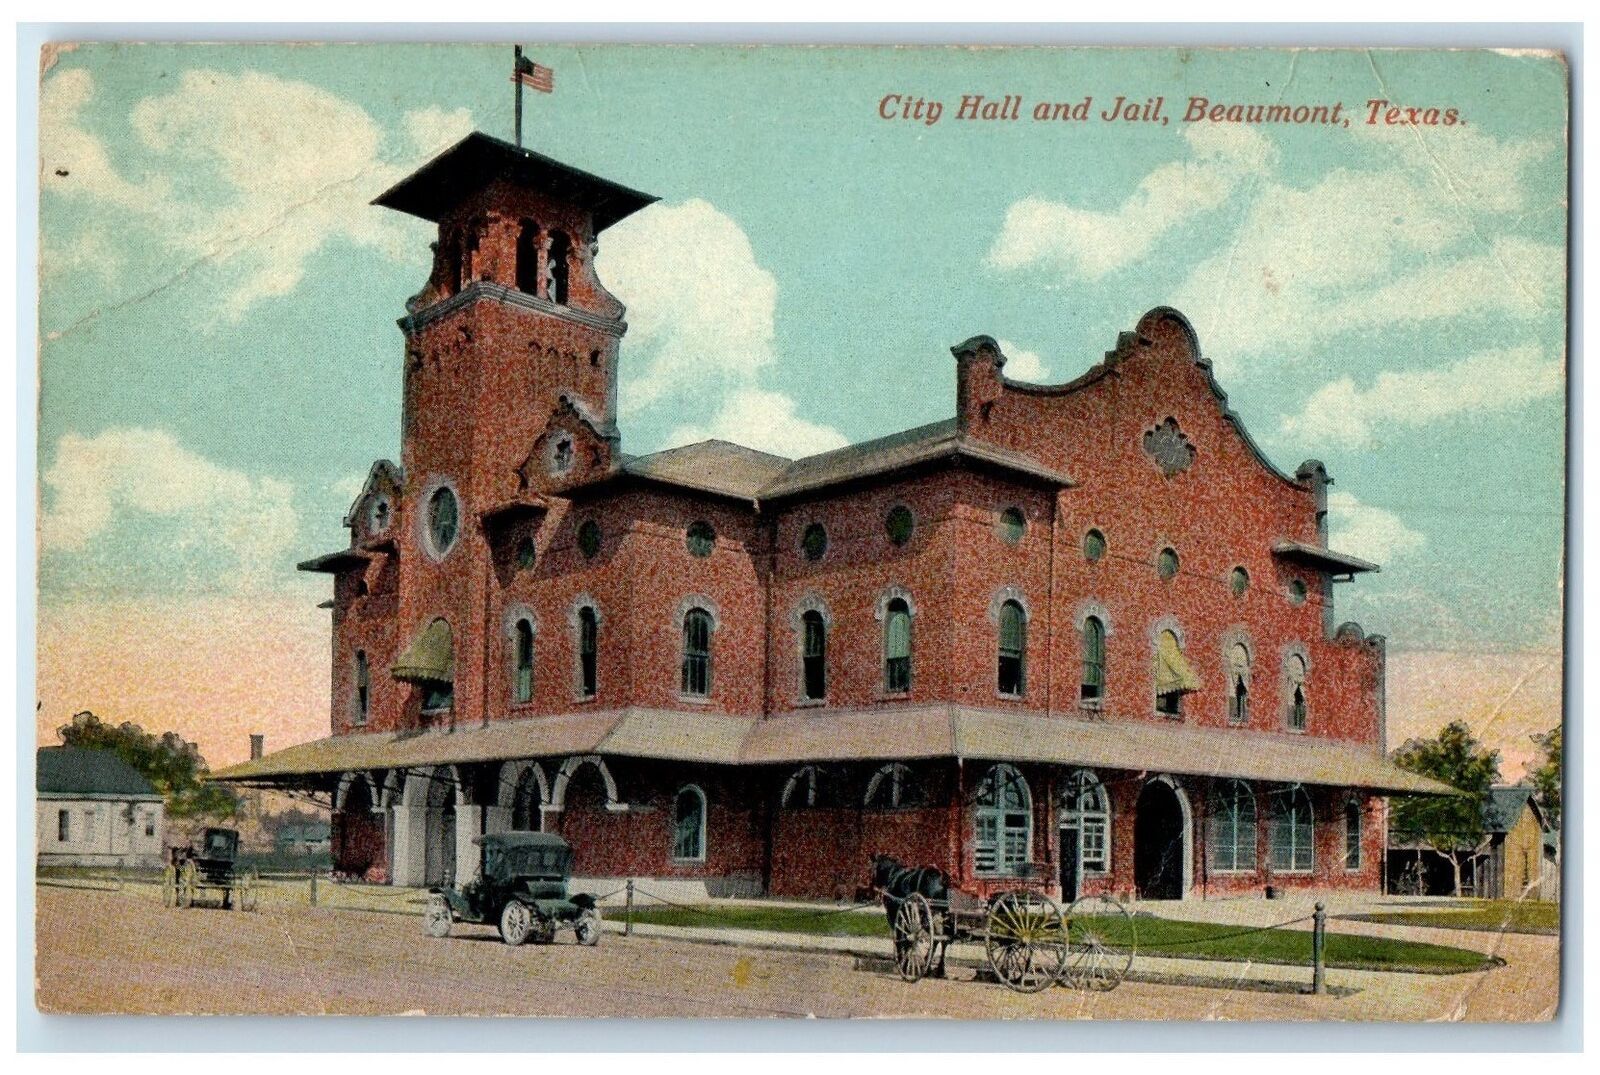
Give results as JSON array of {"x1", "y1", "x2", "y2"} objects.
[{"x1": 38, "y1": 44, "x2": 1566, "y2": 653}]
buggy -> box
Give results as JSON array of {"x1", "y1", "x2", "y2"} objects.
[
  {"x1": 162, "y1": 827, "x2": 259, "y2": 911},
  {"x1": 423, "y1": 831, "x2": 602, "y2": 947}
]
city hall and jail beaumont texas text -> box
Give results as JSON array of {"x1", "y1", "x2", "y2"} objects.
[{"x1": 879, "y1": 94, "x2": 1466, "y2": 128}]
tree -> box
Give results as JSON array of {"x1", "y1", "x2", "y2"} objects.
[
  {"x1": 1529, "y1": 726, "x2": 1561, "y2": 828},
  {"x1": 58, "y1": 710, "x2": 239, "y2": 820},
  {"x1": 1391, "y1": 720, "x2": 1502, "y2": 897}
]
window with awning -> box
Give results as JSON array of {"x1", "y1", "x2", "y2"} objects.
[
  {"x1": 1154, "y1": 629, "x2": 1200, "y2": 716},
  {"x1": 392, "y1": 618, "x2": 453, "y2": 685}
]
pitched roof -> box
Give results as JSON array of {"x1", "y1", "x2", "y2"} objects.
[
  {"x1": 621, "y1": 440, "x2": 791, "y2": 500},
  {"x1": 37, "y1": 747, "x2": 161, "y2": 800},
  {"x1": 1483, "y1": 786, "x2": 1539, "y2": 833}
]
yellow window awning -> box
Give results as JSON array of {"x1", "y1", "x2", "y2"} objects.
[
  {"x1": 392, "y1": 618, "x2": 453, "y2": 684},
  {"x1": 1155, "y1": 631, "x2": 1201, "y2": 696}
]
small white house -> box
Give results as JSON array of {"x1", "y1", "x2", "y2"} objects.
[{"x1": 37, "y1": 747, "x2": 166, "y2": 868}]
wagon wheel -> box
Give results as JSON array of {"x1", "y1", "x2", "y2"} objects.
[
  {"x1": 422, "y1": 894, "x2": 452, "y2": 938},
  {"x1": 574, "y1": 907, "x2": 601, "y2": 947},
  {"x1": 1065, "y1": 894, "x2": 1135, "y2": 991},
  {"x1": 176, "y1": 861, "x2": 197, "y2": 909},
  {"x1": 160, "y1": 864, "x2": 178, "y2": 908},
  {"x1": 498, "y1": 899, "x2": 533, "y2": 946},
  {"x1": 239, "y1": 868, "x2": 260, "y2": 913},
  {"x1": 892, "y1": 893, "x2": 937, "y2": 983},
  {"x1": 985, "y1": 890, "x2": 1069, "y2": 993}
]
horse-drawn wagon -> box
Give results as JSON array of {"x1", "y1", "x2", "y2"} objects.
[
  {"x1": 869, "y1": 854, "x2": 1133, "y2": 993},
  {"x1": 162, "y1": 827, "x2": 259, "y2": 911}
]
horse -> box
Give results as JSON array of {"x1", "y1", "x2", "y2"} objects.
[{"x1": 868, "y1": 853, "x2": 950, "y2": 978}]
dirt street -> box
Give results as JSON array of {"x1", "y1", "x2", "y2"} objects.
[{"x1": 34, "y1": 884, "x2": 1558, "y2": 1020}]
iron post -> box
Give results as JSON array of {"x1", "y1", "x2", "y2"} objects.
[{"x1": 1311, "y1": 901, "x2": 1327, "y2": 995}]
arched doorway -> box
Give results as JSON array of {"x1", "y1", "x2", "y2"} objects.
[{"x1": 1134, "y1": 778, "x2": 1189, "y2": 899}]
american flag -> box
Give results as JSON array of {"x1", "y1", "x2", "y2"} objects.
[{"x1": 514, "y1": 55, "x2": 554, "y2": 94}]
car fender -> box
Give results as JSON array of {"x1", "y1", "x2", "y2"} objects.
[
  {"x1": 430, "y1": 887, "x2": 472, "y2": 917},
  {"x1": 570, "y1": 891, "x2": 597, "y2": 911}
]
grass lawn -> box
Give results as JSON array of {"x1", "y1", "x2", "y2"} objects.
[
  {"x1": 620, "y1": 903, "x2": 1496, "y2": 974},
  {"x1": 1339, "y1": 900, "x2": 1559, "y2": 936}
]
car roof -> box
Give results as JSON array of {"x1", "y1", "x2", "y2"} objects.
[{"x1": 472, "y1": 831, "x2": 572, "y2": 850}]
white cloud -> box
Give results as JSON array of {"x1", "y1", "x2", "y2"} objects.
[
  {"x1": 1279, "y1": 343, "x2": 1563, "y2": 448},
  {"x1": 1327, "y1": 491, "x2": 1425, "y2": 564},
  {"x1": 1355, "y1": 120, "x2": 1558, "y2": 215},
  {"x1": 41, "y1": 68, "x2": 474, "y2": 322},
  {"x1": 986, "y1": 125, "x2": 1273, "y2": 280},
  {"x1": 666, "y1": 386, "x2": 849, "y2": 459},
  {"x1": 997, "y1": 339, "x2": 1050, "y2": 382},
  {"x1": 40, "y1": 428, "x2": 300, "y2": 587}
]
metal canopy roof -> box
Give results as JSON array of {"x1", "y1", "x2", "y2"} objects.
[
  {"x1": 371, "y1": 132, "x2": 658, "y2": 232},
  {"x1": 1272, "y1": 540, "x2": 1380, "y2": 576}
]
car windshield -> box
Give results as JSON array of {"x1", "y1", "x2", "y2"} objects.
[{"x1": 487, "y1": 844, "x2": 570, "y2": 878}]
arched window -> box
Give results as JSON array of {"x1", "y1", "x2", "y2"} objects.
[
  {"x1": 1206, "y1": 780, "x2": 1257, "y2": 872},
  {"x1": 681, "y1": 608, "x2": 713, "y2": 697},
  {"x1": 997, "y1": 600, "x2": 1027, "y2": 696},
  {"x1": 353, "y1": 650, "x2": 369, "y2": 725},
  {"x1": 1080, "y1": 617, "x2": 1106, "y2": 702},
  {"x1": 547, "y1": 231, "x2": 571, "y2": 304},
  {"x1": 1286, "y1": 654, "x2": 1308, "y2": 731},
  {"x1": 577, "y1": 607, "x2": 598, "y2": 699},
  {"x1": 781, "y1": 765, "x2": 834, "y2": 809},
  {"x1": 1343, "y1": 799, "x2": 1363, "y2": 871},
  {"x1": 672, "y1": 785, "x2": 706, "y2": 862},
  {"x1": 515, "y1": 219, "x2": 540, "y2": 293},
  {"x1": 1227, "y1": 642, "x2": 1250, "y2": 724},
  {"x1": 864, "y1": 763, "x2": 925, "y2": 809},
  {"x1": 1155, "y1": 628, "x2": 1199, "y2": 717},
  {"x1": 884, "y1": 598, "x2": 913, "y2": 693},
  {"x1": 801, "y1": 610, "x2": 827, "y2": 701},
  {"x1": 975, "y1": 764, "x2": 1032, "y2": 876},
  {"x1": 1269, "y1": 785, "x2": 1315, "y2": 873},
  {"x1": 512, "y1": 619, "x2": 535, "y2": 704},
  {"x1": 1059, "y1": 770, "x2": 1110, "y2": 874},
  {"x1": 511, "y1": 767, "x2": 542, "y2": 831}
]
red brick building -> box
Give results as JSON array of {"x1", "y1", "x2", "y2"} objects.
[{"x1": 216, "y1": 131, "x2": 1445, "y2": 901}]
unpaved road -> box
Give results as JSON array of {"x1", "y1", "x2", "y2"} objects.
[{"x1": 34, "y1": 884, "x2": 1557, "y2": 1020}]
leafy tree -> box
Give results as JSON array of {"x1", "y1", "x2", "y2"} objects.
[
  {"x1": 1391, "y1": 720, "x2": 1502, "y2": 897},
  {"x1": 1529, "y1": 726, "x2": 1562, "y2": 828},
  {"x1": 58, "y1": 710, "x2": 239, "y2": 820}
]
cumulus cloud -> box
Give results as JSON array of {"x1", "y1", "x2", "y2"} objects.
[
  {"x1": 987, "y1": 125, "x2": 1273, "y2": 280},
  {"x1": 1326, "y1": 491, "x2": 1425, "y2": 564},
  {"x1": 997, "y1": 339, "x2": 1051, "y2": 382},
  {"x1": 1279, "y1": 343, "x2": 1563, "y2": 448},
  {"x1": 40, "y1": 428, "x2": 299, "y2": 590},
  {"x1": 41, "y1": 68, "x2": 474, "y2": 322},
  {"x1": 666, "y1": 386, "x2": 851, "y2": 458}
]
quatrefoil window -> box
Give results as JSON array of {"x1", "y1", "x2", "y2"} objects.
[{"x1": 1142, "y1": 418, "x2": 1196, "y2": 477}]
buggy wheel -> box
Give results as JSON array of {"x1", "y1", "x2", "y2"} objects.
[
  {"x1": 892, "y1": 893, "x2": 937, "y2": 983},
  {"x1": 177, "y1": 861, "x2": 197, "y2": 909},
  {"x1": 498, "y1": 900, "x2": 533, "y2": 946},
  {"x1": 574, "y1": 908, "x2": 601, "y2": 947},
  {"x1": 423, "y1": 894, "x2": 452, "y2": 938},
  {"x1": 160, "y1": 865, "x2": 177, "y2": 908},
  {"x1": 1065, "y1": 894, "x2": 1134, "y2": 991},
  {"x1": 985, "y1": 891, "x2": 1069, "y2": 993}
]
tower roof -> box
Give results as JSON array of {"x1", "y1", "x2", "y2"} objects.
[{"x1": 373, "y1": 131, "x2": 658, "y2": 231}]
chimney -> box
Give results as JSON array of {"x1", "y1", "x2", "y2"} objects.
[
  {"x1": 951, "y1": 335, "x2": 1007, "y2": 434},
  {"x1": 249, "y1": 734, "x2": 265, "y2": 761}
]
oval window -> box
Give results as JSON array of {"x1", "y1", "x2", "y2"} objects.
[
  {"x1": 427, "y1": 486, "x2": 460, "y2": 556},
  {"x1": 997, "y1": 507, "x2": 1026, "y2": 545},
  {"x1": 1084, "y1": 528, "x2": 1106, "y2": 562},
  {"x1": 686, "y1": 521, "x2": 716, "y2": 558},
  {"x1": 515, "y1": 537, "x2": 537, "y2": 570},
  {"x1": 577, "y1": 520, "x2": 602, "y2": 560},
  {"x1": 1158, "y1": 547, "x2": 1179, "y2": 580},
  {"x1": 1288, "y1": 578, "x2": 1308, "y2": 606},
  {"x1": 1230, "y1": 566, "x2": 1250, "y2": 596},
  {"x1": 801, "y1": 522, "x2": 828, "y2": 562},
  {"x1": 885, "y1": 505, "x2": 914, "y2": 547}
]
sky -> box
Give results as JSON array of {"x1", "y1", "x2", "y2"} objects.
[{"x1": 34, "y1": 44, "x2": 1567, "y2": 774}]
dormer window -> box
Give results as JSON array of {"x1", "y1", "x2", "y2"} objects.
[
  {"x1": 552, "y1": 437, "x2": 574, "y2": 475},
  {"x1": 369, "y1": 496, "x2": 391, "y2": 534}
]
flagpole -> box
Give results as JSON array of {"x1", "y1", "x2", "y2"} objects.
[{"x1": 513, "y1": 44, "x2": 524, "y2": 149}]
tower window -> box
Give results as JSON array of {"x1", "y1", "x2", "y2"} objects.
[
  {"x1": 801, "y1": 610, "x2": 827, "y2": 701},
  {"x1": 801, "y1": 522, "x2": 828, "y2": 562},
  {"x1": 1084, "y1": 528, "x2": 1106, "y2": 562},
  {"x1": 515, "y1": 219, "x2": 540, "y2": 294},
  {"x1": 681, "y1": 607, "x2": 713, "y2": 698},
  {"x1": 883, "y1": 597, "x2": 912, "y2": 693},
  {"x1": 577, "y1": 520, "x2": 602, "y2": 560},
  {"x1": 997, "y1": 599, "x2": 1027, "y2": 697},
  {"x1": 1286, "y1": 654, "x2": 1308, "y2": 731},
  {"x1": 997, "y1": 507, "x2": 1027, "y2": 545},
  {"x1": 1080, "y1": 616, "x2": 1106, "y2": 702},
  {"x1": 426, "y1": 486, "x2": 460, "y2": 557},
  {"x1": 1227, "y1": 642, "x2": 1250, "y2": 724},
  {"x1": 1230, "y1": 566, "x2": 1250, "y2": 596},
  {"x1": 1288, "y1": 578, "x2": 1308, "y2": 606},
  {"x1": 354, "y1": 651, "x2": 369, "y2": 726},
  {"x1": 1157, "y1": 546, "x2": 1180, "y2": 580},
  {"x1": 885, "y1": 505, "x2": 915, "y2": 546},
  {"x1": 547, "y1": 231, "x2": 571, "y2": 304},
  {"x1": 577, "y1": 606, "x2": 599, "y2": 699},
  {"x1": 513, "y1": 619, "x2": 535, "y2": 704},
  {"x1": 685, "y1": 521, "x2": 716, "y2": 558}
]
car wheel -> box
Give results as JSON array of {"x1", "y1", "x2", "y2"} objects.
[
  {"x1": 423, "y1": 895, "x2": 452, "y2": 938},
  {"x1": 575, "y1": 908, "x2": 601, "y2": 947},
  {"x1": 499, "y1": 900, "x2": 533, "y2": 947}
]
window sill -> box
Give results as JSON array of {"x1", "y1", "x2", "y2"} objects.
[
  {"x1": 1286, "y1": 726, "x2": 1308, "y2": 735},
  {"x1": 1208, "y1": 868, "x2": 1259, "y2": 876},
  {"x1": 1077, "y1": 697, "x2": 1104, "y2": 710},
  {"x1": 572, "y1": 694, "x2": 598, "y2": 705},
  {"x1": 794, "y1": 698, "x2": 827, "y2": 709},
  {"x1": 996, "y1": 691, "x2": 1027, "y2": 702},
  {"x1": 1269, "y1": 869, "x2": 1314, "y2": 877},
  {"x1": 878, "y1": 691, "x2": 913, "y2": 702},
  {"x1": 670, "y1": 856, "x2": 706, "y2": 865},
  {"x1": 676, "y1": 694, "x2": 712, "y2": 706}
]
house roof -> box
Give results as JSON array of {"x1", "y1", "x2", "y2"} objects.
[
  {"x1": 37, "y1": 747, "x2": 162, "y2": 801},
  {"x1": 1483, "y1": 786, "x2": 1540, "y2": 834},
  {"x1": 212, "y1": 706, "x2": 1452, "y2": 797},
  {"x1": 621, "y1": 440, "x2": 791, "y2": 501}
]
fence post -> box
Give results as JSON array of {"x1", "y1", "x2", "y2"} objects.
[
  {"x1": 1311, "y1": 901, "x2": 1327, "y2": 995},
  {"x1": 310, "y1": 871, "x2": 319, "y2": 907},
  {"x1": 625, "y1": 879, "x2": 634, "y2": 938}
]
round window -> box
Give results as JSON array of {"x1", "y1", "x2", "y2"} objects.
[
  {"x1": 426, "y1": 486, "x2": 460, "y2": 556},
  {"x1": 997, "y1": 507, "x2": 1027, "y2": 545},
  {"x1": 1288, "y1": 578, "x2": 1308, "y2": 606},
  {"x1": 515, "y1": 537, "x2": 537, "y2": 570},
  {"x1": 577, "y1": 520, "x2": 602, "y2": 560},
  {"x1": 885, "y1": 505, "x2": 914, "y2": 546},
  {"x1": 1230, "y1": 566, "x2": 1250, "y2": 596},
  {"x1": 1157, "y1": 547, "x2": 1179, "y2": 580},
  {"x1": 1084, "y1": 528, "x2": 1106, "y2": 562},
  {"x1": 801, "y1": 522, "x2": 828, "y2": 562},
  {"x1": 686, "y1": 520, "x2": 716, "y2": 558}
]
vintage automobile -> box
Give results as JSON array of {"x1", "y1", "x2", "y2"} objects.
[{"x1": 423, "y1": 831, "x2": 602, "y2": 947}]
